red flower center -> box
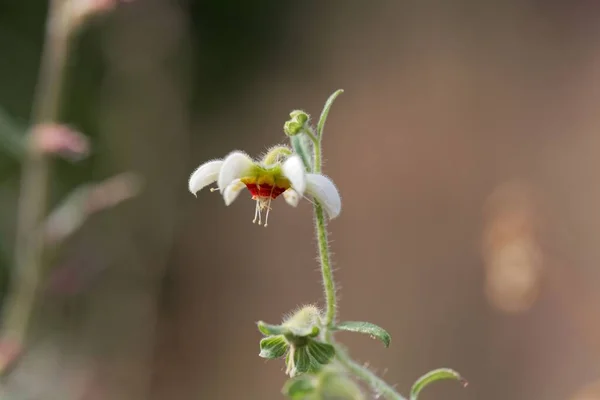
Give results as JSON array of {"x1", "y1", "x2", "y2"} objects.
[{"x1": 245, "y1": 183, "x2": 287, "y2": 199}]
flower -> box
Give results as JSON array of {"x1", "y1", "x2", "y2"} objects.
[
  {"x1": 188, "y1": 147, "x2": 341, "y2": 226},
  {"x1": 257, "y1": 306, "x2": 336, "y2": 377}
]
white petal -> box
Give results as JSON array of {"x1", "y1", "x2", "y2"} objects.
[
  {"x1": 217, "y1": 151, "x2": 254, "y2": 192},
  {"x1": 306, "y1": 174, "x2": 342, "y2": 219},
  {"x1": 189, "y1": 160, "x2": 223, "y2": 196},
  {"x1": 223, "y1": 179, "x2": 246, "y2": 206},
  {"x1": 281, "y1": 155, "x2": 306, "y2": 195},
  {"x1": 283, "y1": 188, "x2": 300, "y2": 207}
]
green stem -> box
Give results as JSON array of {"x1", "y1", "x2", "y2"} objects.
[
  {"x1": 262, "y1": 146, "x2": 292, "y2": 165},
  {"x1": 306, "y1": 127, "x2": 336, "y2": 327},
  {"x1": 334, "y1": 343, "x2": 406, "y2": 400},
  {"x1": 302, "y1": 92, "x2": 405, "y2": 399},
  {"x1": 315, "y1": 203, "x2": 336, "y2": 326},
  {"x1": 1, "y1": 0, "x2": 71, "y2": 367}
]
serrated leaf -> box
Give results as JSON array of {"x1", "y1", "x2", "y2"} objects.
[
  {"x1": 282, "y1": 375, "x2": 316, "y2": 399},
  {"x1": 259, "y1": 335, "x2": 288, "y2": 359},
  {"x1": 258, "y1": 321, "x2": 289, "y2": 336},
  {"x1": 334, "y1": 321, "x2": 391, "y2": 348},
  {"x1": 307, "y1": 340, "x2": 335, "y2": 366},
  {"x1": 317, "y1": 89, "x2": 343, "y2": 139},
  {"x1": 410, "y1": 368, "x2": 467, "y2": 400}
]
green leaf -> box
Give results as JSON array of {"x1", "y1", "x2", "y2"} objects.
[
  {"x1": 317, "y1": 89, "x2": 343, "y2": 139},
  {"x1": 259, "y1": 335, "x2": 288, "y2": 359},
  {"x1": 410, "y1": 368, "x2": 467, "y2": 400},
  {"x1": 258, "y1": 321, "x2": 289, "y2": 336},
  {"x1": 334, "y1": 321, "x2": 391, "y2": 348},
  {"x1": 307, "y1": 340, "x2": 335, "y2": 366},
  {"x1": 282, "y1": 375, "x2": 316, "y2": 399}
]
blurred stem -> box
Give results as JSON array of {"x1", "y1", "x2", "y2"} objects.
[
  {"x1": 2, "y1": 0, "x2": 71, "y2": 362},
  {"x1": 307, "y1": 129, "x2": 336, "y2": 327},
  {"x1": 334, "y1": 342, "x2": 406, "y2": 400}
]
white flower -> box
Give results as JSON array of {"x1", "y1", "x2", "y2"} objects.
[{"x1": 189, "y1": 150, "x2": 341, "y2": 226}]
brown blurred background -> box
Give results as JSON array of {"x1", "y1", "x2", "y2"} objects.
[{"x1": 2, "y1": 0, "x2": 600, "y2": 399}]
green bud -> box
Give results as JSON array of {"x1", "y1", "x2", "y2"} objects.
[
  {"x1": 282, "y1": 374, "x2": 317, "y2": 399},
  {"x1": 283, "y1": 367, "x2": 364, "y2": 400},
  {"x1": 284, "y1": 110, "x2": 310, "y2": 137},
  {"x1": 259, "y1": 306, "x2": 334, "y2": 378},
  {"x1": 282, "y1": 305, "x2": 323, "y2": 337},
  {"x1": 284, "y1": 120, "x2": 303, "y2": 136},
  {"x1": 318, "y1": 367, "x2": 365, "y2": 400},
  {"x1": 289, "y1": 110, "x2": 309, "y2": 125}
]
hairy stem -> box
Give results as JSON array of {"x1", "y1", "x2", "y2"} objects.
[
  {"x1": 301, "y1": 91, "x2": 405, "y2": 399},
  {"x1": 308, "y1": 128, "x2": 337, "y2": 327},
  {"x1": 315, "y1": 203, "x2": 336, "y2": 326},
  {"x1": 334, "y1": 343, "x2": 406, "y2": 400},
  {"x1": 1, "y1": 0, "x2": 71, "y2": 363}
]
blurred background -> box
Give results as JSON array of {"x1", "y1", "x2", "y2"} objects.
[{"x1": 1, "y1": 0, "x2": 600, "y2": 399}]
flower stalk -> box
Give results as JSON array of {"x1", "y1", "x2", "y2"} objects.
[
  {"x1": 303, "y1": 92, "x2": 404, "y2": 399},
  {"x1": 309, "y1": 136, "x2": 336, "y2": 325},
  {"x1": 315, "y1": 203, "x2": 336, "y2": 327}
]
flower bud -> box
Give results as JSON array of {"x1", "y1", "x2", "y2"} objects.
[
  {"x1": 318, "y1": 367, "x2": 365, "y2": 400},
  {"x1": 282, "y1": 305, "x2": 322, "y2": 337},
  {"x1": 258, "y1": 306, "x2": 335, "y2": 377},
  {"x1": 289, "y1": 110, "x2": 309, "y2": 125},
  {"x1": 284, "y1": 110, "x2": 310, "y2": 137}
]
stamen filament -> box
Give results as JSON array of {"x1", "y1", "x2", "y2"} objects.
[
  {"x1": 253, "y1": 199, "x2": 260, "y2": 224},
  {"x1": 257, "y1": 200, "x2": 263, "y2": 225},
  {"x1": 264, "y1": 198, "x2": 272, "y2": 227},
  {"x1": 264, "y1": 184, "x2": 276, "y2": 227}
]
